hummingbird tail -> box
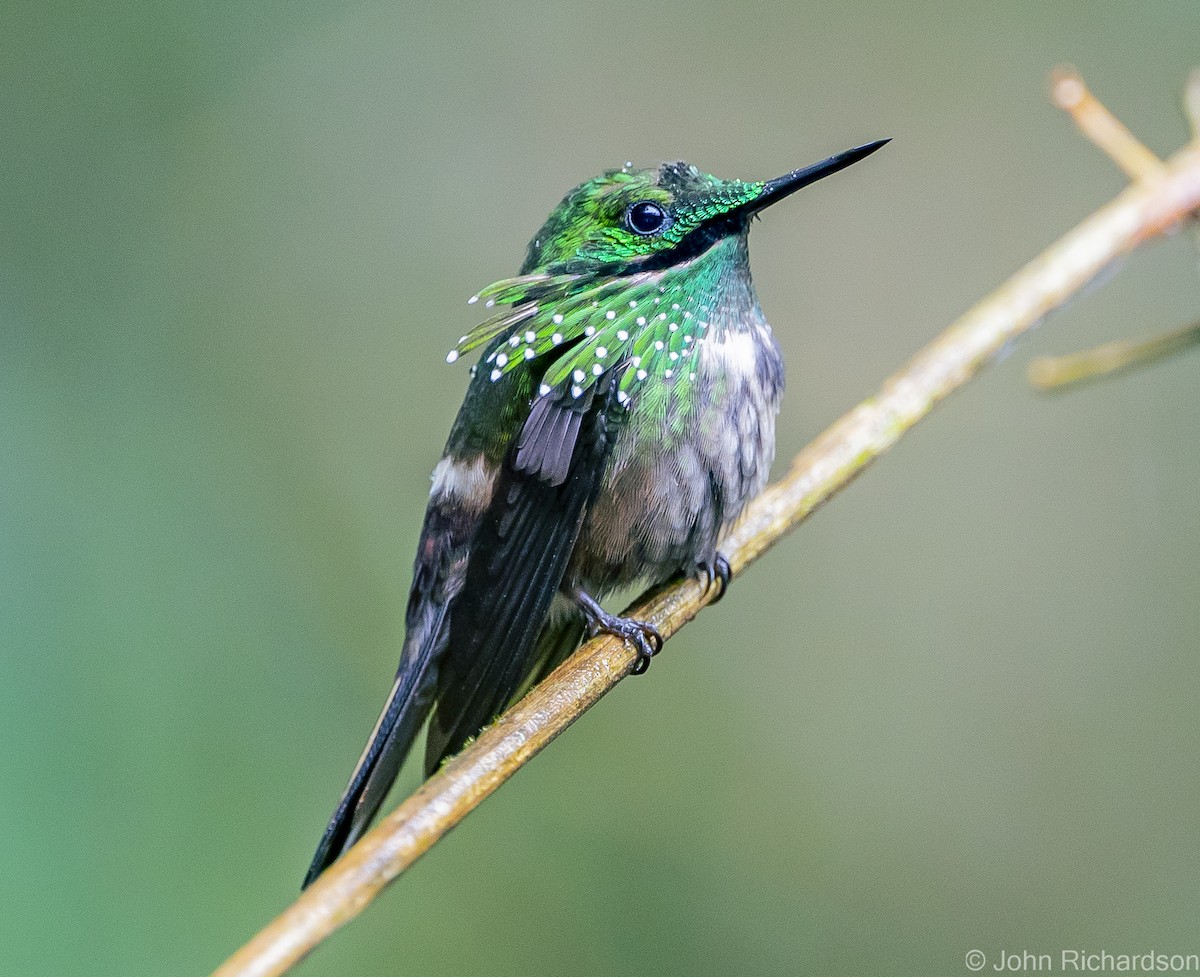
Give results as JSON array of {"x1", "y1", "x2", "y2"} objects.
[{"x1": 302, "y1": 599, "x2": 449, "y2": 889}]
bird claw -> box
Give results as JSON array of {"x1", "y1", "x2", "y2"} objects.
[
  {"x1": 586, "y1": 611, "x2": 662, "y2": 675},
  {"x1": 574, "y1": 588, "x2": 663, "y2": 675},
  {"x1": 696, "y1": 553, "x2": 732, "y2": 603}
]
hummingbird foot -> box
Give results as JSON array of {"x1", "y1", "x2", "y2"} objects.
[
  {"x1": 572, "y1": 588, "x2": 663, "y2": 676},
  {"x1": 695, "y1": 553, "x2": 732, "y2": 603}
]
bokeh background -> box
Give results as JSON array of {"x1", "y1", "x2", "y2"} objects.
[{"x1": 4, "y1": 1, "x2": 1200, "y2": 974}]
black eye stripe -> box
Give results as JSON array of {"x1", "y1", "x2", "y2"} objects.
[{"x1": 626, "y1": 200, "x2": 667, "y2": 235}]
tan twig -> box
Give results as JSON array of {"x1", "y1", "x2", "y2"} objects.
[
  {"x1": 1052, "y1": 66, "x2": 1166, "y2": 180},
  {"x1": 1186, "y1": 70, "x2": 1200, "y2": 140},
  {"x1": 208, "y1": 90, "x2": 1200, "y2": 977},
  {"x1": 1028, "y1": 319, "x2": 1200, "y2": 391}
]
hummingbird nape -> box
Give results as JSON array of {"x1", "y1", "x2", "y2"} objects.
[{"x1": 303, "y1": 139, "x2": 889, "y2": 887}]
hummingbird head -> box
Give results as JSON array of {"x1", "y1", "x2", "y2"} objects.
[
  {"x1": 450, "y1": 139, "x2": 888, "y2": 405},
  {"x1": 520, "y1": 139, "x2": 889, "y2": 277}
]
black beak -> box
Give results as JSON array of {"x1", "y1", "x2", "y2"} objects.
[{"x1": 746, "y1": 138, "x2": 890, "y2": 214}]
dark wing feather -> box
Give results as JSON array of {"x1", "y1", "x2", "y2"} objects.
[
  {"x1": 423, "y1": 380, "x2": 620, "y2": 774},
  {"x1": 515, "y1": 393, "x2": 586, "y2": 486}
]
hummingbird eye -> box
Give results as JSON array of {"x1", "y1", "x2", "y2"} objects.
[{"x1": 625, "y1": 200, "x2": 668, "y2": 236}]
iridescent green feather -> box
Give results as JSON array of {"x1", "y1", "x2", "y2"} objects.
[
  {"x1": 449, "y1": 255, "x2": 729, "y2": 410},
  {"x1": 444, "y1": 161, "x2": 767, "y2": 409},
  {"x1": 514, "y1": 165, "x2": 763, "y2": 271}
]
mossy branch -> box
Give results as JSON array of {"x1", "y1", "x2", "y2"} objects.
[{"x1": 209, "y1": 75, "x2": 1200, "y2": 977}]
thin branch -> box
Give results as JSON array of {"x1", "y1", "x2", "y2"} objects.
[
  {"x1": 209, "y1": 93, "x2": 1200, "y2": 977},
  {"x1": 1052, "y1": 66, "x2": 1165, "y2": 180},
  {"x1": 1028, "y1": 318, "x2": 1200, "y2": 391},
  {"x1": 1186, "y1": 70, "x2": 1200, "y2": 140}
]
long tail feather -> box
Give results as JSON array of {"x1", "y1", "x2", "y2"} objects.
[{"x1": 302, "y1": 590, "x2": 450, "y2": 887}]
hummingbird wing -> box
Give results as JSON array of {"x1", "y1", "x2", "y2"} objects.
[
  {"x1": 304, "y1": 362, "x2": 621, "y2": 886},
  {"x1": 422, "y1": 377, "x2": 620, "y2": 773}
]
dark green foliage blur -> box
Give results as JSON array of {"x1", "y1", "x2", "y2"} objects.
[{"x1": 3, "y1": 2, "x2": 1198, "y2": 974}]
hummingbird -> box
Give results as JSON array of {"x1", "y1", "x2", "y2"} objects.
[{"x1": 303, "y1": 138, "x2": 888, "y2": 886}]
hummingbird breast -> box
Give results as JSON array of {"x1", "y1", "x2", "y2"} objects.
[{"x1": 568, "y1": 317, "x2": 784, "y2": 595}]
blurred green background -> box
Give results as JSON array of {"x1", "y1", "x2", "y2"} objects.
[{"x1": 4, "y1": 1, "x2": 1200, "y2": 974}]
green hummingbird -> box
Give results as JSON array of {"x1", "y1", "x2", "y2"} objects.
[{"x1": 303, "y1": 139, "x2": 888, "y2": 886}]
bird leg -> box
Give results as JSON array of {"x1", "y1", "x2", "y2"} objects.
[
  {"x1": 571, "y1": 587, "x2": 663, "y2": 675},
  {"x1": 695, "y1": 552, "x2": 731, "y2": 603}
]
